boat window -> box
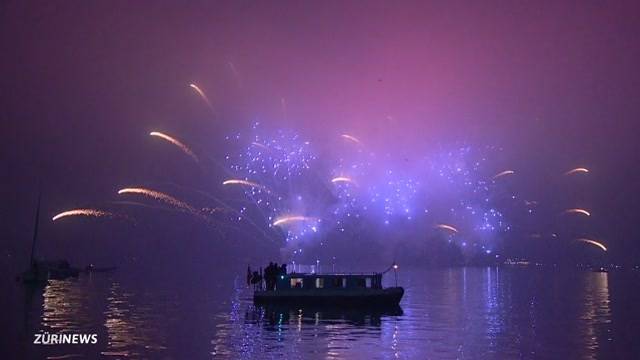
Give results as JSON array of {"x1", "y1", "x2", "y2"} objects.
[
  {"x1": 365, "y1": 277, "x2": 372, "y2": 288},
  {"x1": 315, "y1": 278, "x2": 324, "y2": 288},
  {"x1": 342, "y1": 277, "x2": 347, "y2": 288},
  {"x1": 290, "y1": 278, "x2": 303, "y2": 288},
  {"x1": 356, "y1": 278, "x2": 366, "y2": 288}
]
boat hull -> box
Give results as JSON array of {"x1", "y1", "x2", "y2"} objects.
[{"x1": 254, "y1": 287, "x2": 404, "y2": 306}]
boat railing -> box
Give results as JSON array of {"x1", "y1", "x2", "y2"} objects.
[{"x1": 287, "y1": 263, "x2": 382, "y2": 276}]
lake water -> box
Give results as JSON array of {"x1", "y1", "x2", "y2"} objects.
[{"x1": 3, "y1": 267, "x2": 640, "y2": 359}]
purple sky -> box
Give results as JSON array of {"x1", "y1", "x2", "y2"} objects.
[{"x1": 2, "y1": 1, "x2": 640, "y2": 265}]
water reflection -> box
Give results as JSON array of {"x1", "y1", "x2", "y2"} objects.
[
  {"x1": 102, "y1": 281, "x2": 167, "y2": 357},
  {"x1": 42, "y1": 279, "x2": 93, "y2": 332},
  {"x1": 579, "y1": 272, "x2": 611, "y2": 359},
  {"x1": 258, "y1": 303, "x2": 403, "y2": 327},
  {"x1": 209, "y1": 268, "x2": 618, "y2": 359},
  {"x1": 28, "y1": 277, "x2": 168, "y2": 358},
  {"x1": 35, "y1": 279, "x2": 96, "y2": 360},
  {"x1": 10, "y1": 268, "x2": 627, "y2": 359},
  {"x1": 210, "y1": 284, "x2": 403, "y2": 358}
]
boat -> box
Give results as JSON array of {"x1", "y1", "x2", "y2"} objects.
[
  {"x1": 17, "y1": 191, "x2": 81, "y2": 284},
  {"x1": 18, "y1": 259, "x2": 80, "y2": 283},
  {"x1": 253, "y1": 266, "x2": 404, "y2": 306}
]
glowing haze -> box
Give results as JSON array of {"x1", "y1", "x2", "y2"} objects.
[{"x1": 3, "y1": 1, "x2": 639, "y2": 265}]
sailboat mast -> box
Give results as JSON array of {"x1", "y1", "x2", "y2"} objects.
[{"x1": 29, "y1": 192, "x2": 42, "y2": 266}]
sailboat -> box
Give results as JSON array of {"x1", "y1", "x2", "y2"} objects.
[{"x1": 17, "y1": 192, "x2": 80, "y2": 284}]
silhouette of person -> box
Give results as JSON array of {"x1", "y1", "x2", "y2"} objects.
[
  {"x1": 272, "y1": 263, "x2": 279, "y2": 290},
  {"x1": 251, "y1": 271, "x2": 260, "y2": 290}
]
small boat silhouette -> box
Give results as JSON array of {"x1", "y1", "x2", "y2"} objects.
[{"x1": 17, "y1": 192, "x2": 80, "y2": 284}]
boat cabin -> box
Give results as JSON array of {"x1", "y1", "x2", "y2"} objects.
[
  {"x1": 253, "y1": 266, "x2": 404, "y2": 305},
  {"x1": 275, "y1": 273, "x2": 383, "y2": 291}
]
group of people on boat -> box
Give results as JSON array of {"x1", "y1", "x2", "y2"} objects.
[{"x1": 247, "y1": 262, "x2": 287, "y2": 291}]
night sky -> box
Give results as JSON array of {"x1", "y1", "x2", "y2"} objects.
[{"x1": 2, "y1": 1, "x2": 640, "y2": 269}]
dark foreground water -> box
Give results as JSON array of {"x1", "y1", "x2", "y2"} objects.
[{"x1": 3, "y1": 267, "x2": 640, "y2": 359}]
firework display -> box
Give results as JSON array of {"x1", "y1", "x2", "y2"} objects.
[{"x1": 48, "y1": 86, "x2": 607, "y2": 263}]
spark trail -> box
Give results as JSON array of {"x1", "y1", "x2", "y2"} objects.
[
  {"x1": 492, "y1": 170, "x2": 515, "y2": 179},
  {"x1": 222, "y1": 179, "x2": 270, "y2": 192},
  {"x1": 149, "y1": 131, "x2": 198, "y2": 162},
  {"x1": 273, "y1": 216, "x2": 317, "y2": 227},
  {"x1": 435, "y1": 224, "x2": 459, "y2": 233},
  {"x1": 563, "y1": 208, "x2": 591, "y2": 217},
  {"x1": 576, "y1": 238, "x2": 607, "y2": 252},
  {"x1": 189, "y1": 83, "x2": 214, "y2": 113},
  {"x1": 331, "y1": 176, "x2": 356, "y2": 185},
  {"x1": 565, "y1": 167, "x2": 589, "y2": 175},
  {"x1": 52, "y1": 209, "x2": 113, "y2": 221},
  {"x1": 117, "y1": 187, "x2": 201, "y2": 217},
  {"x1": 341, "y1": 134, "x2": 362, "y2": 145}
]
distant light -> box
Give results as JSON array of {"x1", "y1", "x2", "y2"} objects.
[
  {"x1": 393, "y1": 264, "x2": 399, "y2": 270},
  {"x1": 280, "y1": 275, "x2": 284, "y2": 279}
]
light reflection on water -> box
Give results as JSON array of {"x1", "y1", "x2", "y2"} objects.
[
  {"x1": 579, "y1": 272, "x2": 612, "y2": 358},
  {"x1": 12, "y1": 267, "x2": 635, "y2": 359},
  {"x1": 210, "y1": 268, "x2": 617, "y2": 359},
  {"x1": 210, "y1": 284, "x2": 403, "y2": 358},
  {"x1": 41, "y1": 279, "x2": 93, "y2": 332},
  {"x1": 101, "y1": 282, "x2": 167, "y2": 357}
]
